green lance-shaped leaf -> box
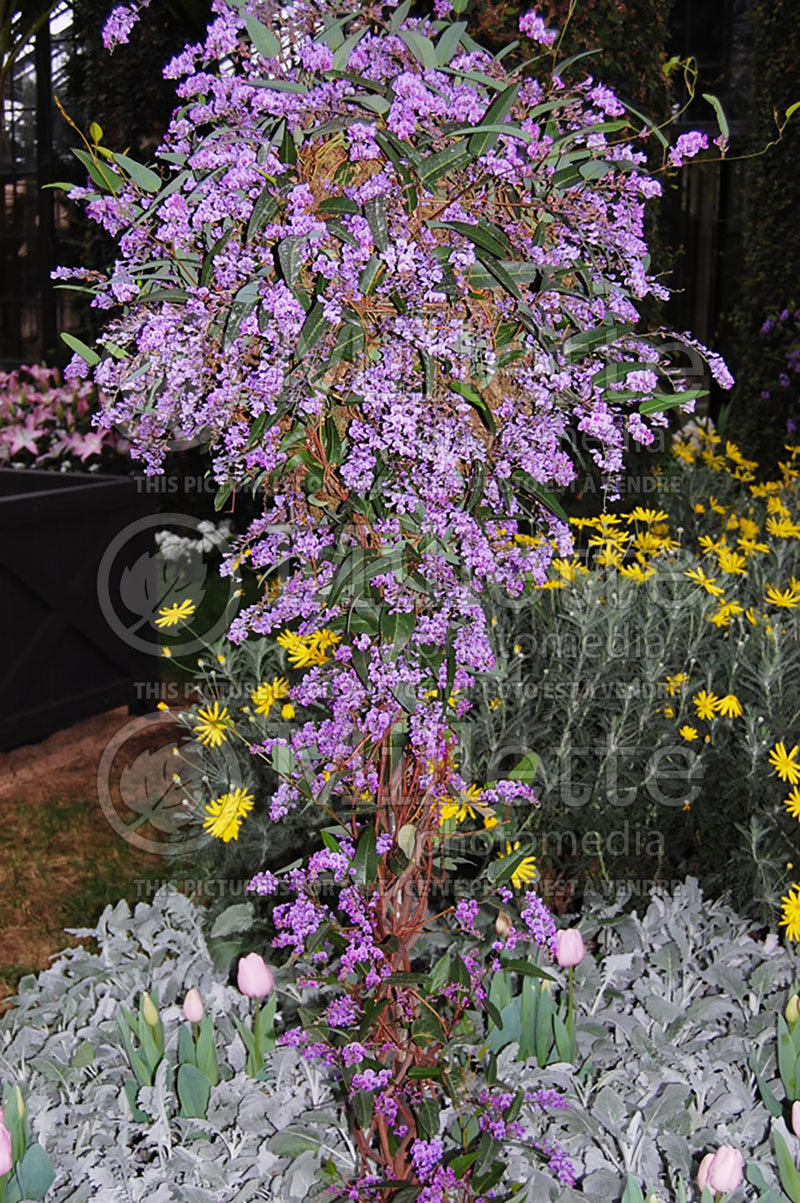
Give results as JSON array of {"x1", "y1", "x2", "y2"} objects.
[
  {"x1": 116, "y1": 1019, "x2": 151, "y2": 1087},
  {"x1": 702, "y1": 93, "x2": 729, "y2": 141},
  {"x1": 397, "y1": 823, "x2": 417, "y2": 859},
  {"x1": 247, "y1": 185, "x2": 278, "y2": 241},
  {"x1": 296, "y1": 301, "x2": 331, "y2": 358},
  {"x1": 60, "y1": 332, "x2": 99, "y2": 366},
  {"x1": 433, "y1": 218, "x2": 512, "y2": 258},
  {"x1": 72, "y1": 147, "x2": 120, "y2": 191},
  {"x1": 353, "y1": 825, "x2": 378, "y2": 886},
  {"x1": 277, "y1": 235, "x2": 305, "y2": 287},
  {"x1": 353, "y1": 1089, "x2": 375, "y2": 1130},
  {"x1": 436, "y1": 21, "x2": 467, "y2": 66},
  {"x1": 389, "y1": 0, "x2": 413, "y2": 31},
  {"x1": 318, "y1": 196, "x2": 359, "y2": 215},
  {"x1": 474, "y1": 250, "x2": 523, "y2": 300},
  {"x1": 272, "y1": 744, "x2": 298, "y2": 777},
  {"x1": 112, "y1": 152, "x2": 161, "y2": 192},
  {"x1": 244, "y1": 15, "x2": 281, "y2": 60},
  {"x1": 398, "y1": 29, "x2": 438, "y2": 69},
  {"x1": 468, "y1": 82, "x2": 521, "y2": 156},
  {"x1": 177, "y1": 1064, "x2": 212, "y2": 1119},
  {"x1": 332, "y1": 27, "x2": 367, "y2": 70},
  {"x1": 501, "y1": 958, "x2": 558, "y2": 983},
  {"x1": 123, "y1": 1078, "x2": 149, "y2": 1123},
  {"x1": 417, "y1": 141, "x2": 474, "y2": 188},
  {"x1": 639, "y1": 389, "x2": 708, "y2": 415},
  {"x1": 509, "y1": 752, "x2": 539, "y2": 784},
  {"x1": 232, "y1": 1014, "x2": 258, "y2": 1074},
  {"x1": 414, "y1": 1098, "x2": 440, "y2": 1142},
  {"x1": 364, "y1": 193, "x2": 388, "y2": 251}
]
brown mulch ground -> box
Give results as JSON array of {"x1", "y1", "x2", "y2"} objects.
[{"x1": 0, "y1": 707, "x2": 172, "y2": 1008}]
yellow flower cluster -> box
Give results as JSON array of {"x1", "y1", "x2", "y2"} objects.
[{"x1": 276, "y1": 627, "x2": 342, "y2": 667}]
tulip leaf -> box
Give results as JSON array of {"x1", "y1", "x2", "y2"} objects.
[
  {"x1": 501, "y1": 958, "x2": 557, "y2": 982},
  {"x1": 553, "y1": 1012, "x2": 573, "y2": 1062},
  {"x1": 178, "y1": 1023, "x2": 196, "y2": 1067},
  {"x1": 535, "y1": 984, "x2": 554, "y2": 1066},
  {"x1": 620, "y1": 1175, "x2": 646, "y2": 1203},
  {"x1": 748, "y1": 1050, "x2": 783, "y2": 1117},
  {"x1": 178, "y1": 1064, "x2": 212, "y2": 1119},
  {"x1": 778, "y1": 1016, "x2": 796, "y2": 1097},
  {"x1": 518, "y1": 973, "x2": 537, "y2": 1060},
  {"x1": 774, "y1": 1126, "x2": 800, "y2": 1203},
  {"x1": 233, "y1": 1014, "x2": 257, "y2": 1060},
  {"x1": 11, "y1": 1144, "x2": 54, "y2": 1201},
  {"x1": 196, "y1": 1016, "x2": 219, "y2": 1085},
  {"x1": 255, "y1": 993, "x2": 278, "y2": 1054}
]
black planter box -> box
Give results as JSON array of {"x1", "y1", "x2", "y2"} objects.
[{"x1": 0, "y1": 469, "x2": 153, "y2": 750}]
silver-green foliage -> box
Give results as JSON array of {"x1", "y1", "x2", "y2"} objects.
[{"x1": 0, "y1": 891, "x2": 350, "y2": 1202}]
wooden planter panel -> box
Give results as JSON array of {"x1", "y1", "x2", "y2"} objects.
[{"x1": 0, "y1": 469, "x2": 153, "y2": 750}]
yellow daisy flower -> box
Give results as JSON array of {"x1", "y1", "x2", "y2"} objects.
[
  {"x1": 618, "y1": 562, "x2": 656, "y2": 583},
  {"x1": 672, "y1": 442, "x2": 695, "y2": 464},
  {"x1": 765, "y1": 586, "x2": 800, "y2": 609},
  {"x1": 679, "y1": 725, "x2": 699, "y2": 741},
  {"x1": 496, "y1": 841, "x2": 537, "y2": 890},
  {"x1": 251, "y1": 676, "x2": 291, "y2": 717},
  {"x1": 664, "y1": 673, "x2": 689, "y2": 696},
  {"x1": 780, "y1": 884, "x2": 800, "y2": 942},
  {"x1": 783, "y1": 787, "x2": 800, "y2": 822},
  {"x1": 716, "y1": 549, "x2": 748, "y2": 575},
  {"x1": 766, "y1": 516, "x2": 800, "y2": 538},
  {"x1": 193, "y1": 701, "x2": 234, "y2": 748},
  {"x1": 684, "y1": 566, "x2": 724, "y2": 596},
  {"x1": 625, "y1": 507, "x2": 669, "y2": 524},
  {"x1": 155, "y1": 598, "x2": 196, "y2": 629},
  {"x1": 769, "y1": 742, "x2": 800, "y2": 785},
  {"x1": 709, "y1": 601, "x2": 744, "y2": 627},
  {"x1": 552, "y1": 557, "x2": 589, "y2": 582},
  {"x1": 715, "y1": 694, "x2": 743, "y2": 718},
  {"x1": 202, "y1": 787, "x2": 254, "y2": 843},
  {"x1": 693, "y1": 689, "x2": 719, "y2": 721}
]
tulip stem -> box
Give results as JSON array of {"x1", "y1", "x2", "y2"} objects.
[{"x1": 252, "y1": 998, "x2": 262, "y2": 1077}]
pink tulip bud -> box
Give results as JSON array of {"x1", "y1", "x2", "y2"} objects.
[
  {"x1": 699, "y1": 1146, "x2": 745, "y2": 1194},
  {"x1": 237, "y1": 953, "x2": 275, "y2": 999},
  {"x1": 182, "y1": 988, "x2": 205, "y2": 1024},
  {"x1": 696, "y1": 1152, "x2": 714, "y2": 1191},
  {"x1": 0, "y1": 1118, "x2": 12, "y2": 1177},
  {"x1": 556, "y1": 928, "x2": 585, "y2": 967}
]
